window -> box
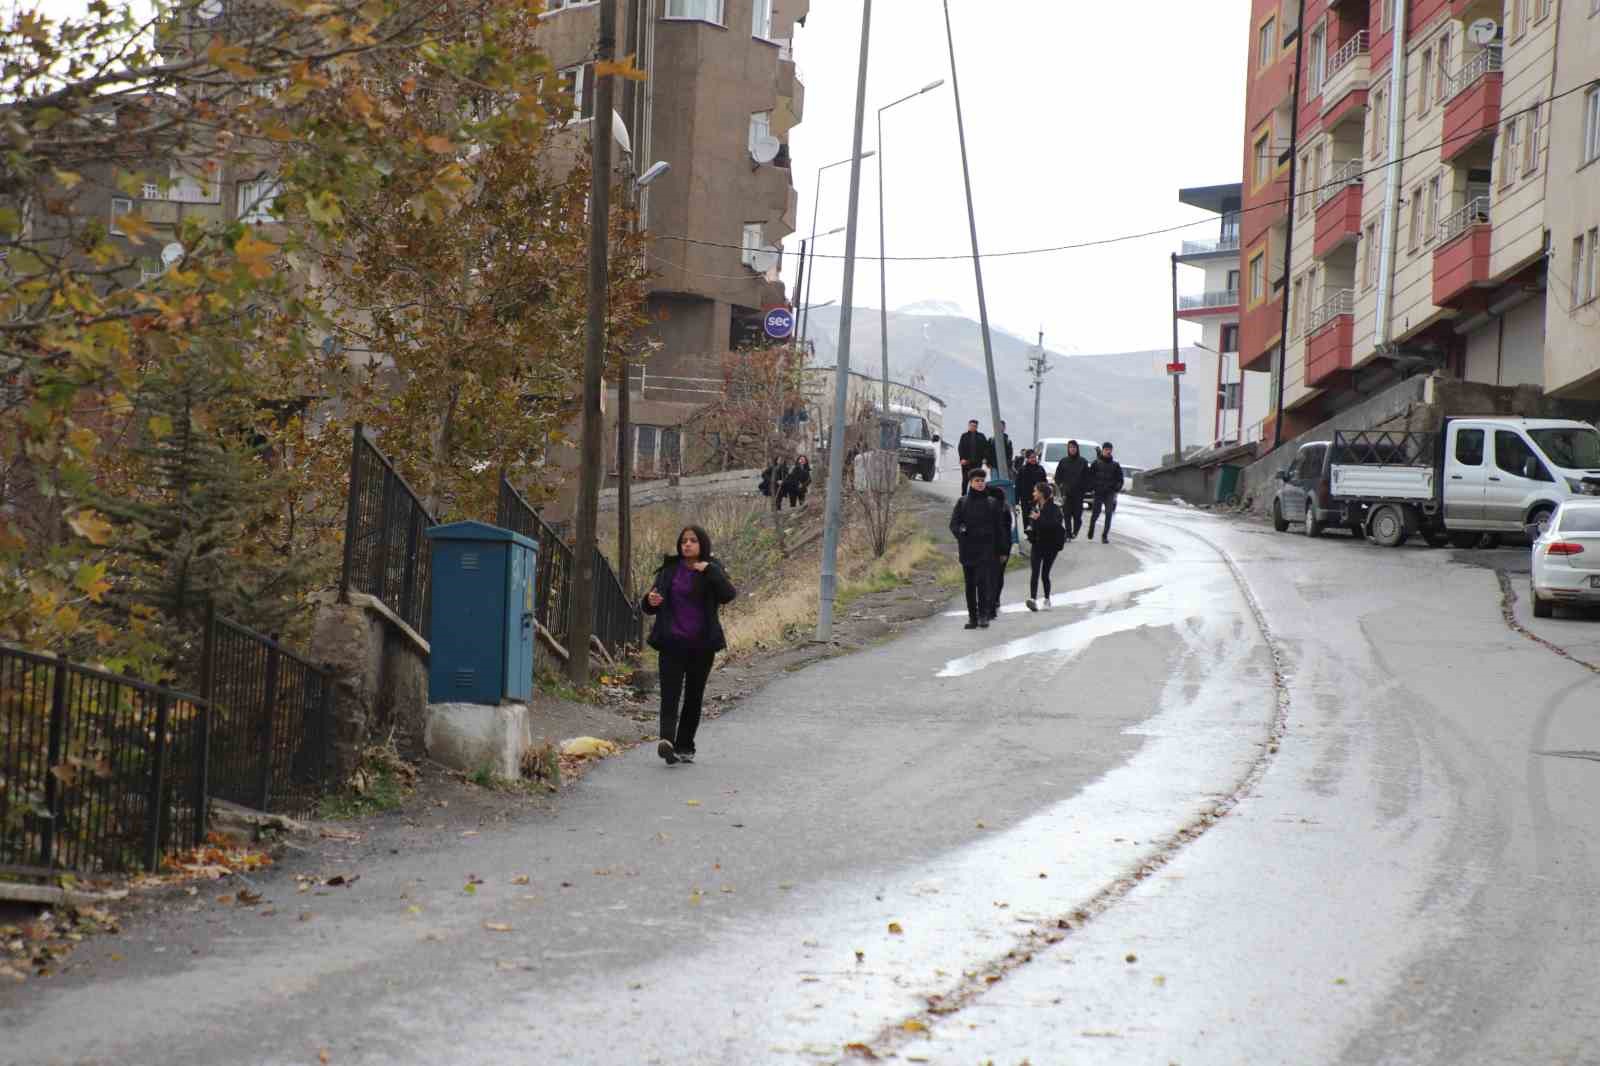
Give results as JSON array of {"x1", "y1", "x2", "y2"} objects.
[
  {"x1": 1371, "y1": 88, "x2": 1388, "y2": 158},
  {"x1": 635, "y1": 425, "x2": 657, "y2": 473},
  {"x1": 139, "y1": 259, "x2": 162, "y2": 282},
  {"x1": 1497, "y1": 430, "x2": 1552, "y2": 481},
  {"x1": 1425, "y1": 174, "x2": 1442, "y2": 243},
  {"x1": 1524, "y1": 98, "x2": 1542, "y2": 175},
  {"x1": 1308, "y1": 25, "x2": 1326, "y2": 96},
  {"x1": 141, "y1": 182, "x2": 162, "y2": 200},
  {"x1": 1408, "y1": 184, "x2": 1424, "y2": 250},
  {"x1": 1226, "y1": 268, "x2": 1241, "y2": 293},
  {"x1": 1298, "y1": 152, "x2": 1312, "y2": 217},
  {"x1": 1537, "y1": 0, "x2": 1552, "y2": 20},
  {"x1": 1258, "y1": 17, "x2": 1276, "y2": 70},
  {"x1": 1254, "y1": 130, "x2": 1273, "y2": 186},
  {"x1": 741, "y1": 222, "x2": 765, "y2": 269},
  {"x1": 1363, "y1": 222, "x2": 1379, "y2": 287},
  {"x1": 236, "y1": 177, "x2": 280, "y2": 224},
  {"x1": 1249, "y1": 251, "x2": 1266, "y2": 304},
  {"x1": 1455, "y1": 429, "x2": 1485, "y2": 466},
  {"x1": 558, "y1": 63, "x2": 595, "y2": 121},
  {"x1": 666, "y1": 0, "x2": 723, "y2": 22},
  {"x1": 748, "y1": 111, "x2": 772, "y2": 156},
  {"x1": 1533, "y1": 427, "x2": 1600, "y2": 469},
  {"x1": 168, "y1": 163, "x2": 220, "y2": 204},
  {"x1": 1437, "y1": 32, "x2": 1453, "y2": 103},
  {"x1": 1588, "y1": 228, "x2": 1600, "y2": 307},
  {"x1": 109, "y1": 197, "x2": 132, "y2": 236},
  {"x1": 1419, "y1": 50, "x2": 1433, "y2": 115},
  {"x1": 1501, "y1": 118, "x2": 1520, "y2": 187},
  {"x1": 1220, "y1": 382, "x2": 1243, "y2": 411},
  {"x1": 1512, "y1": 0, "x2": 1529, "y2": 38},
  {"x1": 1574, "y1": 234, "x2": 1589, "y2": 307},
  {"x1": 1291, "y1": 276, "x2": 1305, "y2": 334},
  {"x1": 1382, "y1": 0, "x2": 1393, "y2": 32},
  {"x1": 1584, "y1": 87, "x2": 1600, "y2": 166},
  {"x1": 1312, "y1": 143, "x2": 1327, "y2": 199},
  {"x1": 1221, "y1": 323, "x2": 1240, "y2": 352},
  {"x1": 752, "y1": 0, "x2": 772, "y2": 39}
]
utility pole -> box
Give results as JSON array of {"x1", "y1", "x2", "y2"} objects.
[
  {"x1": 568, "y1": 0, "x2": 619, "y2": 684},
  {"x1": 815, "y1": 0, "x2": 873, "y2": 643},
  {"x1": 1271, "y1": 0, "x2": 1309, "y2": 450},
  {"x1": 1027, "y1": 330, "x2": 1050, "y2": 447},
  {"x1": 791, "y1": 238, "x2": 808, "y2": 358},
  {"x1": 942, "y1": 0, "x2": 1005, "y2": 470},
  {"x1": 1170, "y1": 252, "x2": 1183, "y2": 465}
]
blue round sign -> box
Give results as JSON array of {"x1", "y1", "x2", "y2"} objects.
[{"x1": 763, "y1": 306, "x2": 796, "y2": 340}]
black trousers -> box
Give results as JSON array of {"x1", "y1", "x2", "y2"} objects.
[
  {"x1": 1062, "y1": 492, "x2": 1085, "y2": 538},
  {"x1": 962, "y1": 562, "x2": 996, "y2": 621},
  {"x1": 658, "y1": 647, "x2": 716, "y2": 754},
  {"x1": 991, "y1": 553, "x2": 1010, "y2": 612},
  {"x1": 1088, "y1": 493, "x2": 1117, "y2": 537},
  {"x1": 1030, "y1": 547, "x2": 1059, "y2": 599}
]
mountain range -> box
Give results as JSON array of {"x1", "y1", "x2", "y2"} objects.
[{"x1": 800, "y1": 304, "x2": 1208, "y2": 469}]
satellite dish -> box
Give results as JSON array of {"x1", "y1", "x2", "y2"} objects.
[
  {"x1": 160, "y1": 242, "x2": 184, "y2": 267},
  {"x1": 197, "y1": 0, "x2": 223, "y2": 20},
  {"x1": 750, "y1": 244, "x2": 781, "y2": 274},
  {"x1": 751, "y1": 135, "x2": 781, "y2": 165},
  {"x1": 1468, "y1": 18, "x2": 1498, "y2": 45}
]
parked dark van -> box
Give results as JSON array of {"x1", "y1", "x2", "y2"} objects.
[{"x1": 1272, "y1": 441, "x2": 1348, "y2": 537}]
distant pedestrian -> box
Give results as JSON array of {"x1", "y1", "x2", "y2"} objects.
[
  {"x1": 642, "y1": 526, "x2": 738, "y2": 766},
  {"x1": 1025, "y1": 483, "x2": 1066, "y2": 611},
  {"x1": 949, "y1": 468, "x2": 1007, "y2": 629},
  {"x1": 1087, "y1": 441, "x2": 1125, "y2": 544},
  {"x1": 986, "y1": 420, "x2": 1014, "y2": 476},
  {"x1": 758, "y1": 459, "x2": 776, "y2": 498},
  {"x1": 1014, "y1": 451, "x2": 1047, "y2": 538},
  {"x1": 782, "y1": 455, "x2": 811, "y2": 507},
  {"x1": 986, "y1": 481, "x2": 1013, "y2": 619},
  {"x1": 957, "y1": 419, "x2": 988, "y2": 496},
  {"x1": 1053, "y1": 440, "x2": 1090, "y2": 541}
]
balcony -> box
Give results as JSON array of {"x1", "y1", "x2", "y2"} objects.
[
  {"x1": 1432, "y1": 198, "x2": 1493, "y2": 306},
  {"x1": 1313, "y1": 161, "x2": 1363, "y2": 258},
  {"x1": 1320, "y1": 32, "x2": 1370, "y2": 114},
  {"x1": 1240, "y1": 291, "x2": 1284, "y2": 373},
  {"x1": 1180, "y1": 223, "x2": 1242, "y2": 259},
  {"x1": 1442, "y1": 48, "x2": 1502, "y2": 163},
  {"x1": 1305, "y1": 289, "x2": 1355, "y2": 386},
  {"x1": 1177, "y1": 289, "x2": 1240, "y2": 318}
]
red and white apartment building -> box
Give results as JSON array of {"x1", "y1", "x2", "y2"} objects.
[{"x1": 1240, "y1": 0, "x2": 1600, "y2": 444}]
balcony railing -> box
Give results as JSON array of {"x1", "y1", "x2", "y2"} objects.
[
  {"x1": 1443, "y1": 46, "x2": 1502, "y2": 104},
  {"x1": 1438, "y1": 196, "x2": 1491, "y2": 246},
  {"x1": 1178, "y1": 289, "x2": 1241, "y2": 311},
  {"x1": 1326, "y1": 31, "x2": 1370, "y2": 79},
  {"x1": 1315, "y1": 159, "x2": 1364, "y2": 208},
  {"x1": 1305, "y1": 288, "x2": 1355, "y2": 335},
  {"x1": 1181, "y1": 234, "x2": 1242, "y2": 256}
]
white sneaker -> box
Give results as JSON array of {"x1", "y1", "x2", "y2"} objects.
[{"x1": 1043, "y1": 597, "x2": 1052, "y2": 610}]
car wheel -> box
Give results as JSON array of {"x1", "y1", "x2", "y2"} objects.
[
  {"x1": 1369, "y1": 505, "x2": 1409, "y2": 548},
  {"x1": 1304, "y1": 506, "x2": 1323, "y2": 538},
  {"x1": 919, "y1": 462, "x2": 935, "y2": 482},
  {"x1": 1529, "y1": 506, "x2": 1555, "y2": 539},
  {"x1": 1449, "y1": 532, "x2": 1480, "y2": 549},
  {"x1": 1533, "y1": 585, "x2": 1555, "y2": 619},
  {"x1": 1272, "y1": 500, "x2": 1289, "y2": 532}
]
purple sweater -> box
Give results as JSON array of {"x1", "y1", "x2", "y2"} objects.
[{"x1": 666, "y1": 565, "x2": 708, "y2": 646}]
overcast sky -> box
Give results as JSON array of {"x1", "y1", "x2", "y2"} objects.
[{"x1": 784, "y1": 0, "x2": 1248, "y2": 356}]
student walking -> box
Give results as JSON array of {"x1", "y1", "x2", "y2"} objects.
[
  {"x1": 1014, "y1": 451, "x2": 1046, "y2": 539},
  {"x1": 782, "y1": 455, "x2": 811, "y2": 508},
  {"x1": 1053, "y1": 440, "x2": 1090, "y2": 541},
  {"x1": 986, "y1": 480, "x2": 1013, "y2": 620},
  {"x1": 957, "y1": 420, "x2": 988, "y2": 496},
  {"x1": 1087, "y1": 441, "x2": 1125, "y2": 544},
  {"x1": 987, "y1": 420, "x2": 1015, "y2": 477},
  {"x1": 641, "y1": 526, "x2": 738, "y2": 765},
  {"x1": 949, "y1": 468, "x2": 1008, "y2": 628},
  {"x1": 1025, "y1": 483, "x2": 1066, "y2": 611}
]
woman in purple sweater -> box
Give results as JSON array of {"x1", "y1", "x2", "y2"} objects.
[{"x1": 641, "y1": 525, "x2": 738, "y2": 765}]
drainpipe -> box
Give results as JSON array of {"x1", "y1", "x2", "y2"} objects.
[
  {"x1": 1271, "y1": 0, "x2": 1309, "y2": 450},
  {"x1": 1374, "y1": 0, "x2": 1410, "y2": 352}
]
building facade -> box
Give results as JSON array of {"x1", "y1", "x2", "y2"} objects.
[
  {"x1": 1241, "y1": 0, "x2": 1595, "y2": 444},
  {"x1": 1176, "y1": 183, "x2": 1266, "y2": 447},
  {"x1": 534, "y1": 0, "x2": 806, "y2": 476}
]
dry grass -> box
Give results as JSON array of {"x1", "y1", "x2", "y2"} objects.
[{"x1": 601, "y1": 494, "x2": 780, "y2": 601}]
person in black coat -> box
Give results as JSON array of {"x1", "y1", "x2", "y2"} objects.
[
  {"x1": 1053, "y1": 440, "x2": 1091, "y2": 541},
  {"x1": 986, "y1": 482, "x2": 1014, "y2": 620},
  {"x1": 782, "y1": 455, "x2": 811, "y2": 508},
  {"x1": 986, "y1": 420, "x2": 1014, "y2": 476},
  {"x1": 949, "y1": 468, "x2": 1008, "y2": 628},
  {"x1": 1087, "y1": 441, "x2": 1126, "y2": 544},
  {"x1": 1014, "y1": 451, "x2": 1047, "y2": 538},
  {"x1": 641, "y1": 525, "x2": 737, "y2": 765},
  {"x1": 957, "y1": 420, "x2": 988, "y2": 496},
  {"x1": 1025, "y1": 482, "x2": 1067, "y2": 611}
]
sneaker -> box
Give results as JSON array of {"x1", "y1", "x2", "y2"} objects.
[
  {"x1": 1043, "y1": 597, "x2": 1052, "y2": 610},
  {"x1": 677, "y1": 750, "x2": 696, "y2": 765},
  {"x1": 964, "y1": 620, "x2": 979, "y2": 630},
  {"x1": 1025, "y1": 598, "x2": 1038, "y2": 612},
  {"x1": 658, "y1": 739, "x2": 679, "y2": 765},
  {"x1": 1102, "y1": 534, "x2": 1109, "y2": 544},
  {"x1": 978, "y1": 617, "x2": 990, "y2": 629}
]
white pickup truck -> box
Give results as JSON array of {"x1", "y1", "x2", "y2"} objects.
[{"x1": 1330, "y1": 417, "x2": 1600, "y2": 547}]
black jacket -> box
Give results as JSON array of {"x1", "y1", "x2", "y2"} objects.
[
  {"x1": 784, "y1": 462, "x2": 811, "y2": 490},
  {"x1": 1090, "y1": 456, "x2": 1125, "y2": 497},
  {"x1": 641, "y1": 555, "x2": 737, "y2": 653},
  {"x1": 987, "y1": 486, "x2": 1014, "y2": 555},
  {"x1": 957, "y1": 430, "x2": 988, "y2": 466},
  {"x1": 1015, "y1": 462, "x2": 1047, "y2": 508},
  {"x1": 1053, "y1": 453, "x2": 1090, "y2": 495},
  {"x1": 1027, "y1": 500, "x2": 1067, "y2": 553},
  {"x1": 986, "y1": 434, "x2": 1014, "y2": 473},
  {"x1": 949, "y1": 492, "x2": 1008, "y2": 566}
]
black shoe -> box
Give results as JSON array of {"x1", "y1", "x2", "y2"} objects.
[
  {"x1": 1026, "y1": 598, "x2": 1038, "y2": 612},
  {"x1": 658, "y1": 740, "x2": 679, "y2": 765},
  {"x1": 978, "y1": 618, "x2": 990, "y2": 628},
  {"x1": 1102, "y1": 534, "x2": 1109, "y2": 544},
  {"x1": 964, "y1": 620, "x2": 978, "y2": 630},
  {"x1": 677, "y1": 750, "x2": 696, "y2": 765}
]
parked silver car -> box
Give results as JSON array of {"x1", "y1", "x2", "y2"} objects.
[{"x1": 1528, "y1": 499, "x2": 1600, "y2": 618}]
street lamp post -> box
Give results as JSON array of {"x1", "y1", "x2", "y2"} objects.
[
  {"x1": 617, "y1": 159, "x2": 670, "y2": 601},
  {"x1": 877, "y1": 79, "x2": 944, "y2": 412},
  {"x1": 796, "y1": 225, "x2": 845, "y2": 356},
  {"x1": 800, "y1": 153, "x2": 874, "y2": 352}
]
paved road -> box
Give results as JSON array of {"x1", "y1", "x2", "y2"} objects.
[{"x1": 7, "y1": 478, "x2": 1600, "y2": 1064}]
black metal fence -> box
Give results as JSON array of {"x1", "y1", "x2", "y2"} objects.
[
  {"x1": 341, "y1": 423, "x2": 437, "y2": 638},
  {"x1": 591, "y1": 548, "x2": 642, "y2": 653},
  {"x1": 0, "y1": 645, "x2": 206, "y2": 875}
]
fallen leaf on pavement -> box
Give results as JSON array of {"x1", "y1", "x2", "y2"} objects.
[
  {"x1": 483, "y1": 922, "x2": 513, "y2": 933},
  {"x1": 560, "y1": 737, "x2": 619, "y2": 758},
  {"x1": 720, "y1": 885, "x2": 735, "y2": 894},
  {"x1": 325, "y1": 875, "x2": 357, "y2": 887},
  {"x1": 854, "y1": 950, "x2": 865, "y2": 963},
  {"x1": 689, "y1": 890, "x2": 703, "y2": 905},
  {"x1": 510, "y1": 875, "x2": 530, "y2": 886},
  {"x1": 843, "y1": 1044, "x2": 879, "y2": 1059},
  {"x1": 406, "y1": 906, "x2": 422, "y2": 915},
  {"x1": 901, "y1": 1019, "x2": 927, "y2": 1033},
  {"x1": 685, "y1": 800, "x2": 701, "y2": 807},
  {"x1": 319, "y1": 1050, "x2": 331, "y2": 1064},
  {"x1": 887, "y1": 922, "x2": 904, "y2": 935},
  {"x1": 1153, "y1": 975, "x2": 1166, "y2": 987},
  {"x1": 1125, "y1": 953, "x2": 1138, "y2": 964}
]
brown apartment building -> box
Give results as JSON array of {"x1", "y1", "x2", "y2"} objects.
[
  {"x1": 535, "y1": 0, "x2": 805, "y2": 479},
  {"x1": 1241, "y1": 0, "x2": 1599, "y2": 444}
]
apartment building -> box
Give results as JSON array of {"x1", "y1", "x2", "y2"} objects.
[
  {"x1": 1176, "y1": 183, "x2": 1267, "y2": 447},
  {"x1": 534, "y1": 0, "x2": 805, "y2": 477},
  {"x1": 1242, "y1": 0, "x2": 1577, "y2": 443},
  {"x1": 1543, "y1": 7, "x2": 1600, "y2": 397}
]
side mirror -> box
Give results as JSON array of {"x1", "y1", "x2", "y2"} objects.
[
  {"x1": 1524, "y1": 523, "x2": 1544, "y2": 541},
  {"x1": 931, "y1": 434, "x2": 941, "y2": 443},
  {"x1": 1277, "y1": 470, "x2": 1291, "y2": 482}
]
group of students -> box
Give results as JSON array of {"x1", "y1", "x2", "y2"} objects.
[
  {"x1": 758, "y1": 455, "x2": 811, "y2": 509},
  {"x1": 949, "y1": 422, "x2": 1125, "y2": 630}
]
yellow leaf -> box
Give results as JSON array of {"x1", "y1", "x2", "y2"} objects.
[
  {"x1": 67, "y1": 427, "x2": 98, "y2": 456},
  {"x1": 148, "y1": 413, "x2": 174, "y2": 439},
  {"x1": 887, "y1": 922, "x2": 904, "y2": 935},
  {"x1": 684, "y1": 799, "x2": 700, "y2": 807},
  {"x1": 306, "y1": 190, "x2": 342, "y2": 226},
  {"x1": 482, "y1": 921, "x2": 512, "y2": 933},
  {"x1": 900, "y1": 1019, "x2": 927, "y2": 1033},
  {"x1": 67, "y1": 510, "x2": 113, "y2": 546},
  {"x1": 112, "y1": 212, "x2": 154, "y2": 244},
  {"x1": 53, "y1": 169, "x2": 82, "y2": 189},
  {"x1": 560, "y1": 737, "x2": 618, "y2": 758},
  {"x1": 234, "y1": 231, "x2": 278, "y2": 279},
  {"x1": 423, "y1": 135, "x2": 454, "y2": 154},
  {"x1": 73, "y1": 563, "x2": 111, "y2": 602},
  {"x1": 595, "y1": 55, "x2": 648, "y2": 82},
  {"x1": 206, "y1": 38, "x2": 257, "y2": 79}
]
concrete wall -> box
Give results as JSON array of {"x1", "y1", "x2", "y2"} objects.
[{"x1": 312, "y1": 594, "x2": 430, "y2": 773}]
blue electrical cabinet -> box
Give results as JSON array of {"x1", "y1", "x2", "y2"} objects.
[{"x1": 425, "y1": 521, "x2": 539, "y2": 705}]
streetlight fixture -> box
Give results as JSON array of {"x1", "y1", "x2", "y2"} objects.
[
  {"x1": 876, "y1": 78, "x2": 944, "y2": 412},
  {"x1": 800, "y1": 151, "x2": 875, "y2": 345}
]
